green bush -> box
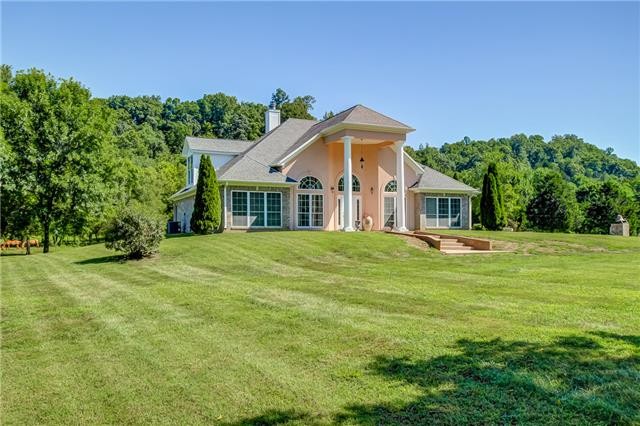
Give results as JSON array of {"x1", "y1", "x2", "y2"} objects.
[{"x1": 105, "y1": 209, "x2": 164, "y2": 259}]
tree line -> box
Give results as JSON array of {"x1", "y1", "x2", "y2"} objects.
[
  {"x1": 0, "y1": 66, "x2": 316, "y2": 252},
  {"x1": 1, "y1": 66, "x2": 639, "y2": 254},
  {"x1": 405, "y1": 135, "x2": 640, "y2": 234}
]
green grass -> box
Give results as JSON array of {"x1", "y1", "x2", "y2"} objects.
[{"x1": 1, "y1": 231, "x2": 639, "y2": 425}]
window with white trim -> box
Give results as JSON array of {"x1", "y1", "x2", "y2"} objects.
[
  {"x1": 338, "y1": 175, "x2": 360, "y2": 192},
  {"x1": 384, "y1": 180, "x2": 397, "y2": 192},
  {"x1": 297, "y1": 194, "x2": 323, "y2": 228},
  {"x1": 383, "y1": 180, "x2": 398, "y2": 228},
  {"x1": 383, "y1": 197, "x2": 396, "y2": 228},
  {"x1": 231, "y1": 191, "x2": 281, "y2": 228},
  {"x1": 187, "y1": 155, "x2": 194, "y2": 185},
  {"x1": 425, "y1": 197, "x2": 461, "y2": 228},
  {"x1": 298, "y1": 176, "x2": 323, "y2": 190}
]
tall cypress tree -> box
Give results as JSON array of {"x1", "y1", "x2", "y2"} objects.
[
  {"x1": 481, "y1": 163, "x2": 505, "y2": 230},
  {"x1": 190, "y1": 155, "x2": 222, "y2": 234}
]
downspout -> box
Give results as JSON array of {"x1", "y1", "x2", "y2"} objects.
[{"x1": 223, "y1": 183, "x2": 228, "y2": 230}]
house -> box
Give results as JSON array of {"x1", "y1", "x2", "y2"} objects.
[{"x1": 170, "y1": 105, "x2": 478, "y2": 232}]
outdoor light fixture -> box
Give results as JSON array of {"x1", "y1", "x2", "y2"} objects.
[
  {"x1": 370, "y1": 186, "x2": 374, "y2": 195},
  {"x1": 359, "y1": 143, "x2": 365, "y2": 169}
]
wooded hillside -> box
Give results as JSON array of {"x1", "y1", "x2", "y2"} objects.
[{"x1": 1, "y1": 66, "x2": 638, "y2": 248}]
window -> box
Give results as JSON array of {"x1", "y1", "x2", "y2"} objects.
[
  {"x1": 266, "y1": 193, "x2": 282, "y2": 227},
  {"x1": 426, "y1": 198, "x2": 437, "y2": 227},
  {"x1": 249, "y1": 192, "x2": 265, "y2": 227},
  {"x1": 232, "y1": 191, "x2": 248, "y2": 227},
  {"x1": 231, "y1": 191, "x2": 282, "y2": 228},
  {"x1": 384, "y1": 197, "x2": 396, "y2": 228},
  {"x1": 384, "y1": 180, "x2": 397, "y2": 192},
  {"x1": 298, "y1": 176, "x2": 323, "y2": 190},
  {"x1": 187, "y1": 155, "x2": 194, "y2": 185},
  {"x1": 450, "y1": 198, "x2": 461, "y2": 227},
  {"x1": 297, "y1": 193, "x2": 323, "y2": 228},
  {"x1": 425, "y1": 197, "x2": 462, "y2": 228},
  {"x1": 337, "y1": 175, "x2": 360, "y2": 192}
]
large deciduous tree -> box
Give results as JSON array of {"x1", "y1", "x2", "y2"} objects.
[
  {"x1": 1, "y1": 68, "x2": 114, "y2": 252},
  {"x1": 190, "y1": 155, "x2": 221, "y2": 234}
]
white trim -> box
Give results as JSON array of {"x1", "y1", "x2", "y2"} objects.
[
  {"x1": 230, "y1": 190, "x2": 283, "y2": 229},
  {"x1": 410, "y1": 188, "x2": 479, "y2": 195},
  {"x1": 404, "y1": 152, "x2": 425, "y2": 175},
  {"x1": 425, "y1": 196, "x2": 462, "y2": 229},
  {"x1": 220, "y1": 180, "x2": 297, "y2": 187}
]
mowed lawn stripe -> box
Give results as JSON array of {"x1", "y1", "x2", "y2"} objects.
[{"x1": 2, "y1": 231, "x2": 639, "y2": 424}]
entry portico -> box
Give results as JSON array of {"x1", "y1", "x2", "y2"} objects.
[{"x1": 170, "y1": 104, "x2": 478, "y2": 233}]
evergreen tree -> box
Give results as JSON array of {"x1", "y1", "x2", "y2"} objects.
[
  {"x1": 526, "y1": 169, "x2": 581, "y2": 232},
  {"x1": 190, "y1": 155, "x2": 221, "y2": 234},
  {"x1": 480, "y1": 163, "x2": 504, "y2": 230}
]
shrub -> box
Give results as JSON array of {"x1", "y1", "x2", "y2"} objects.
[
  {"x1": 191, "y1": 155, "x2": 222, "y2": 234},
  {"x1": 105, "y1": 209, "x2": 164, "y2": 259}
]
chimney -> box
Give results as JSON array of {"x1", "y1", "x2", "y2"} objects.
[{"x1": 265, "y1": 104, "x2": 281, "y2": 133}]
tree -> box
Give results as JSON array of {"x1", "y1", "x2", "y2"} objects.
[
  {"x1": 1, "y1": 69, "x2": 115, "y2": 252},
  {"x1": 271, "y1": 88, "x2": 289, "y2": 109},
  {"x1": 190, "y1": 155, "x2": 221, "y2": 234},
  {"x1": 577, "y1": 178, "x2": 639, "y2": 235},
  {"x1": 526, "y1": 169, "x2": 581, "y2": 232},
  {"x1": 281, "y1": 95, "x2": 316, "y2": 121},
  {"x1": 480, "y1": 163, "x2": 505, "y2": 230}
]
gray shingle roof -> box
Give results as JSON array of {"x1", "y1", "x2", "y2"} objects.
[
  {"x1": 185, "y1": 137, "x2": 253, "y2": 154},
  {"x1": 188, "y1": 105, "x2": 417, "y2": 185},
  {"x1": 413, "y1": 166, "x2": 479, "y2": 193},
  {"x1": 217, "y1": 119, "x2": 316, "y2": 184}
]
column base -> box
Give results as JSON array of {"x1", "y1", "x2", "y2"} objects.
[
  {"x1": 342, "y1": 226, "x2": 355, "y2": 232},
  {"x1": 393, "y1": 226, "x2": 408, "y2": 232}
]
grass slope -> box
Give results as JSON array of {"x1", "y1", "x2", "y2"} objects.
[{"x1": 1, "y1": 232, "x2": 639, "y2": 424}]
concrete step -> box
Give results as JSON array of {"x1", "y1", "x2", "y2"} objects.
[{"x1": 440, "y1": 241, "x2": 466, "y2": 248}]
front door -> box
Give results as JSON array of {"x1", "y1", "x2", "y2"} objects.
[{"x1": 337, "y1": 195, "x2": 362, "y2": 230}]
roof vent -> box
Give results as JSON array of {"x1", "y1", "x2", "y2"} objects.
[{"x1": 265, "y1": 107, "x2": 281, "y2": 133}]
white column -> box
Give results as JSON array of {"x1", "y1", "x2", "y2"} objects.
[
  {"x1": 342, "y1": 136, "x2": 354, "y2": 231},
  {"x1": 394, "y1": 141, "x2": 408, "y2": 232}
]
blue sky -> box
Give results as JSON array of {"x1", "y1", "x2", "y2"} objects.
[{"x1": 2, "y1": 1, "x2": 639, "y2": 161}]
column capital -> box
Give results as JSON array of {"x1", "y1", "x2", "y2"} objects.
[{"x1": 342, "y1": 135, "x2": 353, "y2": 143}]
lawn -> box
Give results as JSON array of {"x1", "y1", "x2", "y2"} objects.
[{"x1": 1, "y1": 231, "x2": 639, "y2": 425}]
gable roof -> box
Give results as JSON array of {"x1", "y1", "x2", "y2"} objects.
[
  {"x1": 184, "y1": 137, "x2": 253, "y2": 154},
  {"x1": 275, "y1": 105, "x2": 414, "y2": 166},
  {"x1": 411, "y1": 165, "x2": 479, "y2": 193}
]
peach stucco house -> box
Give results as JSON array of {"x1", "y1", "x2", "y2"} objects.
[{"x1": 170, "y1": 105, "x2": 478, "y2": 233}]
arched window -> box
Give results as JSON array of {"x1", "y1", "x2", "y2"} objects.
[
  {"x1": 298, "y1": 176, "x2": 323, "y2": 190},
  {"x1": 384, "y1": 180, "x2": 397, "y2": 192},
  {"x1": 338, "y1": 175, "x2": 361, "y2": 192}
]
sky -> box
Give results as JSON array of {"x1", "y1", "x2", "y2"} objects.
[{"x1": 2, "y1": 1, "x2": 639, "y2": 162}]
